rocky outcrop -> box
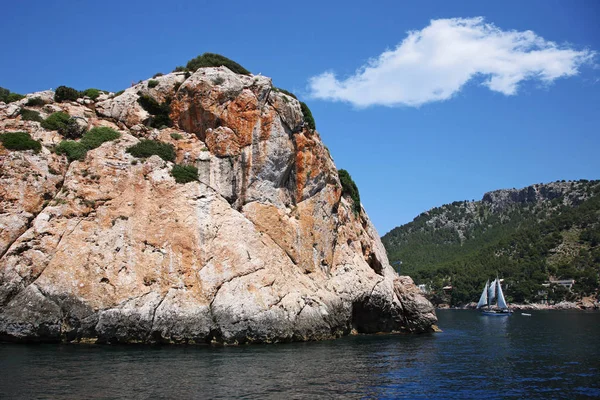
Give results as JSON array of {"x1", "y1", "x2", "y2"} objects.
[
  {"x1": 482, "y1": 181, "x2": 592, "y2": 212},
  {"x1": 0, "y1": 67, "x2": 436, "y2": 344}
]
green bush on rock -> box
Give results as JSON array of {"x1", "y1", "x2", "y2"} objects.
[
  {"x1": 147, "y1": 80, "x2": 159, "y2": 88},
  {"x1": 55, "y1": 141, "x2": 87, "y2": 161},
  {"x1": 171, "y1": 164, "x2": 198, "y2": 184},
  {"x1": 80, "y1": 127, "x2": 120, "y2": 149},
  {"x1": 55, "y1": 127, "x2": 120, "y2": 162},
  {"x1": 126, "y1": 139, "x2": 175, "y2": 162},
  {"x1": 338, "y1": 169, "x2": 361, "y2": 214},
  {"x1": 41, "y1": 112, "x2": 71, "y2": 131},
  {"x1": 54, "y1": 86, "x2": 80, "y2": 102},
  {"x1": 63, "y1": 118, "x2": 87, "y2": 138},
  {"x1": 272, "y1": 87, "x2": 297, "y2": 99},
  {"x1": 0, "y1": 131, "x2": 42, "y2": 152},
  {"x1": 81, "y1": 88, "x2": 102, "y2": 100},
  {"x1": 137, "y1": 94, "x2": 172, "y2": 128},
  {"x1": 19, "y1": 109, "x2": 44, "y2": 122},
  {"x1": 185, "y1": 53, "x2": 250, "y2": 75},
  {"x1": 25, "y1": 97, "x2": 46, "y2": 107},
  {"x1": 300, "y1": 102, "x2": 316, "y2": 131},
  {"x1": 0, "y1": 87, "x2": 25, "y2": 103},
  {"x1": 42, "y1": 113, "x2": 85, "y2": 138}
]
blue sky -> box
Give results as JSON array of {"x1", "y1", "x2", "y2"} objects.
[{"x1": 2, "y1": 0, "x2": 599, "y2": 235}]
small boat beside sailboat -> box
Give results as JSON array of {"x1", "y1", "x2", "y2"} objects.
[{"x1": 477, "y1": 277, "x2": 512, "y2": 316}]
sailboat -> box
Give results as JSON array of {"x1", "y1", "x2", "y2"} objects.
[{"x1": 476, "y1": 278, "x2": 512, "y2": 316}]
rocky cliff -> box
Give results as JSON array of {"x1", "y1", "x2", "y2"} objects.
[{"x1": 0, "y1": 66, "x2": 436, "y2": 344}]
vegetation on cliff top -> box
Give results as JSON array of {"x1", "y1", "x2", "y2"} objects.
[
  {"x1": 271, "y1": 87, "x2": 298, "y2": 100},
  {"x1": 25, "y1": 97, "x2": 46, "y2": 107},
  {"x1": 81, "y1": 88, "x2": 102, "y2": 100},
  {"x1": 185, "y1": 53, "x2": 251, "y2": 75},
  {"x1": 300, "y1": 102, "x2": 316, "y2": 131},
  {"x1": 339, "y1": 169, "x2": 361, "y2": 213},
  {"x1": 383, "y1": 180, "x2": 600, "y2": 306},
  {"x1": 53, "y1": 86, "x2": 107, "y2": 102},
  {"x1": 54, "y1": 86, "x2": 80, "y2": 102},
  {"x1": 0, "y1": 87, "x2": 25, "y2": 103}
]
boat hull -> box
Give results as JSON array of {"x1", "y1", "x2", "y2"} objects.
[{"x1": 480, "y1": 310, "x2": 512, "y2": 316}]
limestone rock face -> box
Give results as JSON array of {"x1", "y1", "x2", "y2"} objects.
[{"x1": 0, "y1": 67, "x2": 436, "y2": 344}]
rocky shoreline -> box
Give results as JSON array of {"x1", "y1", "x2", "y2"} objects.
[{"x1": 438, "y1": 299, "x2": 599, "y2": 311}]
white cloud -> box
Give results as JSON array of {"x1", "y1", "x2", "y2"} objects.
[{"x1": 308, "y1": 17, "x2": 595, "y2": 107}]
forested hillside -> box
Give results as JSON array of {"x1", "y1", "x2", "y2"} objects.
[{"x1": 382, "y1": 180, "x2": 600, "y2": 306}]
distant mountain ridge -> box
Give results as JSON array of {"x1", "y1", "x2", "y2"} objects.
[{"x1": 382, "y1": 180, "x2": 600, "y2": 306}]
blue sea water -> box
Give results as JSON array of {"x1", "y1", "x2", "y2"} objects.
[{"x1": 0, "y1": 310, "x2": 598, "y2": 399}]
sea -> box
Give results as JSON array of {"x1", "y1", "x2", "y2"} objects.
[{"x1": 0, "y1": 310, "x2": 598, "y2": 399}]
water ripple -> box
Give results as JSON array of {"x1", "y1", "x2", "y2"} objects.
[{"x1": 0, "y1": 310, "x2": 598, "y2": 399}]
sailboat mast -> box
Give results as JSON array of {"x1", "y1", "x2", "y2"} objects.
[
  {"x1": 487, "y1": 279, "x2": 490, "y2": 310},
  {"x1": 495, "y1": 276, "x2": 500, "y2": 308}
]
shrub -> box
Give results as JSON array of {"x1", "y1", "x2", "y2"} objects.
[
  {"x1": 0, "y1": 87, "x2": 9, "y2": 102},
  {"x1": 1, "y1": 87, "x2": 26, "y2": 103},
  {"x1": 0, "y1": 87, "x2": 25, "y2": 103},
  {"x1": 55, "y1": 141, "x2": 87, "y2": 161},
  {"x1": 185, "y1": 53, "x2": 251, "y2": 75},
  {"x1": 19, "y1": 109, "x2": 43, "y2": 122},
  {"x1": 54, "y1": 86, "x2": 80, "y2": 102},
  {"x1": 126, "y1": 139, "x2": 175, "y2": 162},
  {"x1": 0, "y1": 132, "x2": 42, "y2": 152},
  {"x1": 137, "y1": 94, "x2": 164, "y2": 115},
  {"x1": 173, "y1": 66, "x2": 187, "y2": 72},
  {"x1": 170, "y1": 133, "x2": 183, "y2": 140},
  {"x1": 80, "y1": 127, "x2": 120, "y2": 149},
  {"x1": 272, "y1": 87, "x2": 297, "y2": 99},
  {"x1": 63, "y1": 117, "x2": 87, "y2": 139},
  {"x1": 148, "y1": 80, "x2": 159, "y2": 89},
  {"x1": 171, "y1": 164, "x2": 198, "y2": 184},
  {"x1": 300, "y1": 102, "x2": 316, "y2": 130},
  {"x1": 41, "y1": 112, "x2": 71, "y2": 131},
  {"x1": 173, "y1": 82, "x2": 182, "y2": 92},
  {"x1": 338, "y1": 169, "x2": 361, "y2": 214},
  {"x1": 8, "y1": 93, "x2": 25, "y2": 103},
  {"x1": 55, "y1": 127, "x2": 119, "y2": 162},
  {"x1": 26, "y1": 97, "x2": 46, "y2": 107},
  {"x1": 212, "y1": 77, "x2": 225, "y2": 85},
  {"x1": 137, "y1": 94, "x2": 172, "y2": 128},
  {"x1": 81, "y1": 88, "x2": 101, "y2": 100},
  {"x1": 153, "y1": 72, "x2": 164, "y2": 78}
]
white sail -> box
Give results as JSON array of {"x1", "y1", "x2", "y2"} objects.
[
  {"x1": 497, "y1": 280, "x2": 508, "y2": 309},
  {"x1": 477, "y1": 280, "x2": 489, "y2": 309},
  {"x1": 488, "y1": 279, "x2": 497, "y2": 303}
]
